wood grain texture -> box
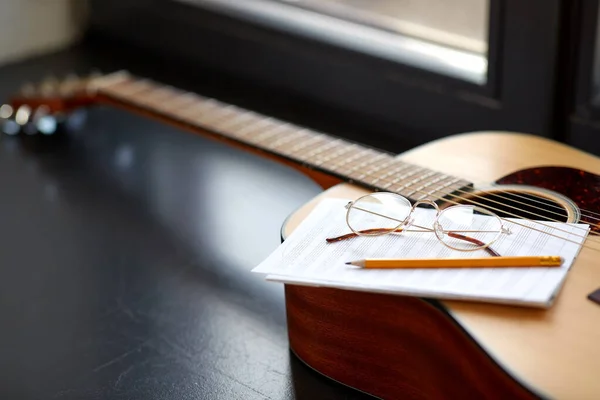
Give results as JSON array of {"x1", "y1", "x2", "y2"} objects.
[
  {"x1": 286, "y1": 285, "x2": 536, "y2": 400},
  {"x1": 283, "y1": 131, "x2": 600, "y2": 399}
]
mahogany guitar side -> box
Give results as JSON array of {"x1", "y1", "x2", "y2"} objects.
[{"x1": 282, "y1": 132, "x2": 600, "y2": 399}]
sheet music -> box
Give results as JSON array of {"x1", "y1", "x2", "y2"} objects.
[{"x1": 252, "y1": 199, "x2": 590, "y2": 308}]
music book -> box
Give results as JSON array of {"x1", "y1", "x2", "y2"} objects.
[{"x1": 252, "y1": 198, "x2": 590, "y2": 308}]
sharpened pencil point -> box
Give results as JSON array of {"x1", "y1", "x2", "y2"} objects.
[{"x1": 345, "y1": 262, "x2": 351, "y2": 265}]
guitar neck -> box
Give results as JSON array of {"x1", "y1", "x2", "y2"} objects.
[{"x1": 94, "y1": 71, "x2": 471, "y2": 202}]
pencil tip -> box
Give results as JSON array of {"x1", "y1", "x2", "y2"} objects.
[{"x1": 345, "y1": 262, "x2": 351, "y2": 265}]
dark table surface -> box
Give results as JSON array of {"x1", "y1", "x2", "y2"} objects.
[{"x1": 0, "y1": 43, "x2": 376, "y2": 399}]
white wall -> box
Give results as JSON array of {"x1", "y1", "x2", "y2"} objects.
[{"x1": 0, "y1": 0, "x2": 88, "y2": 66}]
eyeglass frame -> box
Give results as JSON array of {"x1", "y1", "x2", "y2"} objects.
[{"x1": 325, "y1": 192, "x2": 512, "y2": 257}]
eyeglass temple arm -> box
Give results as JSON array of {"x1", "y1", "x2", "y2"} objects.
[
  {"x1": 325, "y1": 229, "x2": 500, "y2": 257},
  {"x1": 325, "y1": 228, "x2": 396, "y2": 242}
]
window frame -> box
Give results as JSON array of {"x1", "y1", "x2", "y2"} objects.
[
  {"x1": 87, "y1": 0, "x2": 565, "y2": 151},
  {"x1": 566, "y1": 0, "x2": 600, "y2": 153}
]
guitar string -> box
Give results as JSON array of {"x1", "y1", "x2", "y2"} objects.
[
  {"x1": 97, "y1": 79, "x2": 600, "y2": 250},
  {"x1": 95, "y1": 77, "x2": 593, "y2": 226},
  {"x1": 101, "y1": 80, "x2": 590, "y2": 232},
  {"x1": 332, "y1": 150, "x2": 600, "y2": 232},
  {"x1": 446, "y1": 184, "x2": 600, "y2": 229},
  {"x1": 349, "y1": 163, "x2": 597, "y2": 243},
  {"x1": 212, "y1": 107, "x2": 600, "y2": 227},
  {"x1": 384, "y1": 183, "x2": 600, "y2": 251},
  {"x1": 354, "y1": 169, "x2": 598, "y2": 245},
  {"x1": 439, "y1": 186, "x2": 592, "y2": 225},
  {"x1": 116, "y1": 90, "x2": 596, "y2": 245},
  {"x1": 480, "y1": 183, "x2": 600, "y2": 220},
  {"x1": 399, "y1": 176, "x2": 596, "y2": 235},
  {"x1": 288, "y1": 141, "x2": 600, "y2": 239},
  {"x1": 365, "y1": 165, "x2": 599, "y2": 229}
]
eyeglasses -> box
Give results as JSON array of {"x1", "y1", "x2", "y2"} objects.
[{"x1": 325, "y1": 192, "x2": 512, "y2": 257}]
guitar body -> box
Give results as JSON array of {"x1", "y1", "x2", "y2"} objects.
[{"x1": 282, "y1": 132, "x2": 600, "y2": 399}]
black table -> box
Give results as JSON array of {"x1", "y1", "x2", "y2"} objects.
[{"x1": 0, "y1": 44, "x2": 375, "y2": 399}]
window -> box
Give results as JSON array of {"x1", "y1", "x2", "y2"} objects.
[{"x1": 180, "y1": 0, "x2": 489, "y2": 84}]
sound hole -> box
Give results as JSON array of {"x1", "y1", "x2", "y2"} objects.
[{"x1": 454, "y1": 191, "x2": 569, "y2": 221}]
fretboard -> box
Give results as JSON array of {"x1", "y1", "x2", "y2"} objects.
[{"x1": 94, "y1": 71, "x2": 472, "y2": 203}]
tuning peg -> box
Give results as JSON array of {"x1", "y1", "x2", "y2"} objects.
[
  {"x1": 81, "y1": 70, "x2": 103, "y2": 94},
  {"x1": 15, "y1": 104, "x2": 32, "y2": 126},
  {"x1": 58, "y1": 73, "x2": 81, "y2": 96},
  {"x1": 0, "y1": 104, "x2": 12, "y2": 119},
  {"x1": 0, "y1": 104, "x2": 20, "y2": 135},
  {"x1": 19, "y1": 82, "x2": 36, "y2": 98},
  {"x1": 39, "y1": 75, "x2": 60, "y2": 97}
]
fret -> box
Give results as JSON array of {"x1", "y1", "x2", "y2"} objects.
[
  {"x1": 162, "y1": 101, "x2": 207, "y2": 126},
  {"x1": 217, "y1": 110, "x2": 262, "y2": 134},
  {"x1": 324, "y1": 152, "x2": 369, "y2": 174},
  {"x1": 178, "y1": 99, "x2": 223, "y2": 122},
  {"x1": 195, "y1": 104, "x2": 241, "y2": 129},
  {"x1": 352, "y1": 156, "x2": 397, "y2": 182},
  {"x1": 448, "y1": 179, "x2": 472, "y2": 194},
  {"x1": 294, "y1": 138, "x2": 340, "y2": 164},
  {"x1": 420, "y1": 178, "x2": 462, "y2": 203},
  {"x1": 376, "y1": 165, "x2": 417, "y2": 190},
  {"x1": 290, "y1": 138, "x2": 341, "y2": 163},
  {"x1": 240, "y1": 119, "x2": 284, "y2": 143},
  {"x1": 313, "y1": 143, "x2": 358, "y2": 169},
  {"x1": 247, "y1": 122, "x2": 291, "y2": 145},
  {"x1": 386, "y1": 165, "x2": 427, "y2": 191},
  {"x1": 256, "y1": 124, "x2": 298, "y2": 148},
  {"x1": 286, "y1": 134, "x2": 328, "y2": 156},
  {"x1": 92, "y1": 70, "x2": 130, "y2": 91},
  {"x1": 161, "y1": 92, "x2": 200, "y2": 111},
  {"x1": 363, "y1": 166, "x2": 410, "y2": 190},
  {"x1": 272, "y1": 129, "x2": 312, "y2": 151},
  {"x1": 268, "y1": 128, "x2": 312, "y2": 153},
  {"x1": 230, "y1": 117, "x2": 276, "y2": 140},
  {"x1": 148, "y1": 88, "x2": 189, "y2": 108},
  {"x1": 174, "y1": 99, "x2": 215, "y2": 118},
  {"x1": 333, "y1": 147, "x2": 378, "y2": 172},
  {"x1": 97, "y1": 73, "x2": 472, "y2": 199},
  {"x1": 313, "y1": 143, "x2": 369, "y2": 173},
  {"x1": 324, "y1": 145, "x2": 366, "y2": 168},
  {"x1": 382, "y1": 164, "x2": 421, "y2": 187},
  {"x1": 109, "y1": 79, "x2": 154, "y2": 97},
  {"x1": 414, "y1": 174, "x2": 455, "y2": 201},
  {"x1": 344, "y1": 152, "x2": 389, "y2": 179},
  {"x1": 346, "y1": 151, "x2": 388, "y2": 174},
  {"x1": 370, "y1": 162, "x2": 414, "y2": 186},
  {"x1": 305, "y1": 140, "x2": 348, "y2": 165},
  {"x1": 136, "y1": 86, "x2": 180, "y2": 106},
  {"x1": 395, "y1": 170, "x2": 438, "y2": 198}
]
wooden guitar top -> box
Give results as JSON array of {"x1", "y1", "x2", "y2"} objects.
[{"x1": 283, "y1": 131, "x2": 600, "y2": 399}]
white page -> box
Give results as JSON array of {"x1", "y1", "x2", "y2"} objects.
[{"x1": 252, "y1": 199, "x2": 590, "y2": 308}]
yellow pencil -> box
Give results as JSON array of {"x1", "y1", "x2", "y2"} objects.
[{"x1": 345, "y1": 256, "x2": 564, "y2": 269}]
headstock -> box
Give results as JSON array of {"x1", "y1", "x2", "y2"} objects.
[{"x1": 1, "y1": 72, "x2": 102, "y2": 136}]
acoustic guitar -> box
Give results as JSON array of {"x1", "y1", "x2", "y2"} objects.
[{"x1": 3, "y1": 72, "x2": 599, "y2": 399}]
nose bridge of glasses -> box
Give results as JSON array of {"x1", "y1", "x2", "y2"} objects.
[{"x1": 411, "y1": 199, "x2": 440, "y2": 213}]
